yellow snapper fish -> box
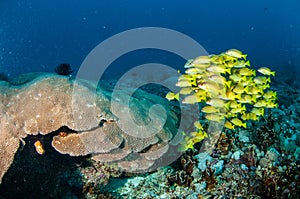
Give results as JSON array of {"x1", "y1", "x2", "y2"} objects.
[
  {"x1": 253, "y1": 100, "x2": 268, "y2": 107},
  {"x1": 209, "y1": 54, "x2": 223, "y2": 64},
  {"x1": 218, "y1": 90, "x2": 240, "y2": 101},
  {"x1": 195, "y1": 89, "x2": 207, "y2": 95},
  {"x1": 176, "y1": 80, "x2": 197, "y2": 87},
  {"x1": 207, "y1": 64, "x2": 231, "y2": 74},
  {"x1": 258, "y1": 67, "x2": 275, "y2": 76},
  {"x1": 229, "y1": 73, "x2": 247, "y2": 82},
  {"x1": 183, "y1": 94, "x2": 204, "y2": 104},
  {"x1": 181, "y1": 136, "x2": 195, "y2": 150},
  {"x1": 241, "y1": 112, "x2": 259, "y2": 121},
  {"x1": 239, "y1": 77, "x2": 255, "y2": 87},
  {"x1": 221, "y1": 53, "x2": 239, "y2": 62},
  {"x1": 224, "y1": 120, "x2": 235, "y2": 130},
  {"x1": 194, "y1": 121, "x2": 204, "y2": 130},
  {"x1": 179, "y1": 87, "x2": 194, "y2": 95},
  {"x1": 247, "y1": 85, "x2": 263, "y2": 95},
  {"x1": 207, "y1": 98, "x2": 226, "y2": 107},
  {"x1": 199, "y1": 82, "x2": 223, "y2": 96},
  {"x1": 238, "y1": 68, "x2": 256, "y2": 76},
  {"x1": 192, "y1": 55, "x2": 211, "y2": 65},
  {"x1": 201, "y1": 105, "x2": 219, "y2": 113},
  {"x1": 205, "y1": 113, "x2": 225, "y2": 122},
  {"x1": 178, "y1": 74, "x2": 198, "y2": 81},
  {"x1": 225, "y1": 49, "x2": 247, "y2": 60},
  {"x1": 263, "y1": 90, "x2": 277, "y2": 99},
  {"x1": 208, "y1": 75, "x2": 231, "y2": 88},
  {"x1": 253, "y1": 76, "x2": 271, "y2": 85},
  {"x1": 232, "y1": 85, "x2": 248, "y2": 94},
  {"x1": 165, "y1": 92, "x2": 179, "y2": 101},
  {"x1": 229, "y1": 101, "x2": 242, "y2": 109},
  {"x1": 265, "y1": 101, "x2": 278, "y2": 108},
  {"x1": 226, "y1": 112, "x2": 238, "y2": 118},
  {"x1": 251, "y1": 107, "x2": 265, "y2": 116},
  {"x1": 231, "y1": 105, "x2": 246, "y2": 114},
  {"x1": 185, "y1": 67, "x2": 205, "y2": 75},
  {"x1": 190, "y1": 131, "x2": 208, "y2": 141},
  {"x1": 232, "y1": 60, "x2": 251, "y2": 68},
  {"x1": 237, "y1": 94, "x2": 256, "y2": 103},
  {"x1": 241, "y1": 113, "x2": 249, "y2": 121},
  {"x1": 193, "y1": 63, "x2": 211, "y2": 69},
  {"x1": 231, "y1": 118, "x2": 247, "y2": 128}
]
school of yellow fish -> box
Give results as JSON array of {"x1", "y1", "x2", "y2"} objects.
[{"x1": 166, "y1": 49, "x2": 278, "y2": 150}]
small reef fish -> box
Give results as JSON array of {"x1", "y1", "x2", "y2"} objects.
[
  {"x1": 210, "y1": 54, "x2": 226, "y2": 64},
  {"x1": 185, "y1": 67, "x2": 205, "y2": 75},
  {"x1": 232, "y1": 60, "x2": 250, "y2": 68},
  {"x1": 165, "y1": 49, "x2": 278, "y2": 151},
  {"x1": 241, "y1": 113, "x2": 259, "y2": 121},
  {"x1": 192, "y1": 55, "x2": 211, "y2": 64},
  {"x1": 165, "y1": 92, "x2": 179, "y2": 101},
  {"x1": 265, "y1": 101, "x2": 278, "y2": 108},
  {"x1": 201, "y1": 105, "x2": 219, "y2": 113},
  {"x1": 230, "y1": 105, "x2": 246, "y2": 114},
  {"x1": 208, "y1": 75, "x2": 231, "y2": 88},
  {"x1": 263, "y1": 90, "x2": 277, "y2": 99},
  {"x1": 253, "y1": 76, "x2": 271, "y2": 85},
  {"x1": 229, "y1": 73, "x2": 247, "y2": 82},
  {"x1": 207, "y1": 64, "x2": 231, "y2": 74},
  {"x1": 199, "y1": 82, "x2": 223, "y2": 96},
  {"x1": 233, "y1": 85, "x2": 248, "y2": 94},
  {"x1": 225, "y1": 49, "x2": 247, "y2": 60},
  {"x1": 182, "y1": 94, "x2": 201, "y2": 104},
  {"x1": 229, "y1": 101, "x2": 242, "y2": 109},
  {"x1": 178, "y1": 74, "x2": 198, "y2": 81},
  {"x1": 247, "y1": 86, "x2": 263, "y2": 95},
  {"x1": 205, "y1": 113, "x2": 225, "y2": 122},
  {"x1": 176, "y1": 80, "x2": 197, "y2": 87},
  {"x1": 251, "y1": 107, "x2": 264, "y2": 116},
  {"x1": 253, "y1": 100, "x2": 268, "y2": 107},
  {"x1": 193, "y1": 63, "x2": 210, "y2": 69},
  {"x1": 258, "y1": 67, "x2": 275, "y2": 76},
  {"x1": 34, "y1": 140, "x2": 45, "y2": 155},
  {"x1": 238, "y1": 68, "x2": 256, "y2": 76},
  {"x1": 238, "y1": 94, "x2": 255, "y2": 103},
  {"x1": 194, "y1": 121, "x2": 204, "y2": 130},
  {"x1": 231, "y1": 118, "x2": 246, "y2": 128},
  {"x1": 224, "y1": 120, "x2": 235, "y2": 130},
  {"x1": 218, "y1": 90, "x2": 239, "y2": 100},
  {"x1": 207, "y1": 98, "x2": 226, "y2": 107},
  {"x1": 179, "y1": 87, "x2": 193, "y2": 95}
]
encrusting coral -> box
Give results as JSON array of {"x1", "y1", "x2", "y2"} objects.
[{"x1": 0, "y1": 73, "x2": 179, "y2": 183}]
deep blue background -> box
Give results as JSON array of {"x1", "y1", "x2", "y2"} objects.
[{"x1": 0, "y1": 0, "x2": 299, "y2": 79}]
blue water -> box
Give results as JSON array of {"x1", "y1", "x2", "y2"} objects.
[{"x1": 0, "y1": 0, "x2": 299, "y2": 78}]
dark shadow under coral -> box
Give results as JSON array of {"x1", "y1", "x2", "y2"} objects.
[{"x1": 0, "y1": 132, "x2": 90, "y2": 199}]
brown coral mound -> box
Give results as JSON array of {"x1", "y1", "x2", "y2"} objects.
[{"x1": 0, "y1": 73, "x2": 179, "y2": 183}]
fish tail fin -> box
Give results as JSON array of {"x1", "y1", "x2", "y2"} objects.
[
  {"x1": 174, "y1": 93, "x2": 180, "y2": 100},
  {"x1": 245, "y1": 60, "x2": 250, "y2": 66}
]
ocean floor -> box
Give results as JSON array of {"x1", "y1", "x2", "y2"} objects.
[{"x1": 0, "y1": 72, "x2": 299, "y2": 199}]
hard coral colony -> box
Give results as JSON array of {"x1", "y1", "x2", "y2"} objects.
[
  {"x1": 0, "y1": 73, "x2": 179, "y2": 184},
  {"x1": 166, "y1": 49, "x2": 277, "y2": 150}
]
